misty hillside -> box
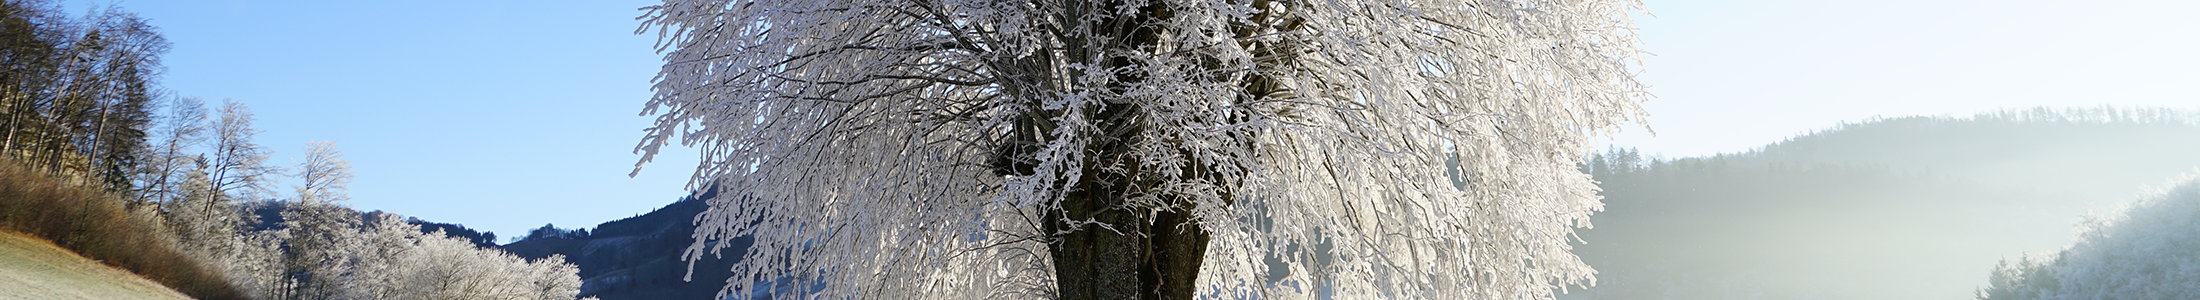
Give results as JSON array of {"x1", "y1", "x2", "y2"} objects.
[
  {"x1": 1566, "y1": 108, "x2": 2200, "y2": 300},
  {"x1": 1745, "y1": 107, "x2": 2200, "y2": 203}
]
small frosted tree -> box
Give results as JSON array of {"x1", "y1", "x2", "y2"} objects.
[
  {"x1": 633, "y1": 0, "x2": 1647, "y2": 299},
  {"x1": 230, "y1": 227, "x2": 291, "y2": 300},
  {"x1": 164, "y1": 167, "x2": 239, "y2": 260},
  {"x1": 280, "y1": 140, "x2": 359, "y2": 300},
  {"x1": 336, "y1": 213, "x2": 417, "y2": 300},
  {"x1": 206, "y1": 100, "x2": 276, "y2": 207},
  {"x1": 134, "y1": 96, "x2": 208, "y2": 205},
  {"x1": 161, "y1": 99, "x2": 282, "y2": 298}
]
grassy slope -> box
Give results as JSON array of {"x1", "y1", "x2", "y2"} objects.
[
  {"x1": 0, "y1": 231, "x2": 191, "y2": 300},
  {"x1": 0, "y1": 158, "x2": 239, "y2": 299}
]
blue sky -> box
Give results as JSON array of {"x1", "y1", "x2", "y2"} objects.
[
  {"x1": 107, "y1": 0, "x2": 690, "y2": 240},
  {"x1": 100, "y1": 0, "x2": 2200, "y2": 239}
]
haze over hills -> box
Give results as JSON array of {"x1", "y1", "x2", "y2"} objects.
[
  {"x1": 1565, "y1": 107, "x2": 2200, "y2": 299},
  {"x1": 1742, "y1": 107, "x2": 2200, "y2": 204}
]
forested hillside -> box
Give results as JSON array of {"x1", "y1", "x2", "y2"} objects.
[
  {"x1": 1742, "y1": 107, "x2": 2200, "y2": 204},
  {"x1": 502, "y1": 188, "x2": 742, "y2": 300},
  {"x1": 1565, "y1": 107, "x2": 2200, "y2": 300}
]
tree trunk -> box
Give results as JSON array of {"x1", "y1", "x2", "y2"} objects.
[
  {"x1": 1049, "y1": 190, "x2": 1210, "y2": 300},
  {"x1": 1034, "y1": 0, "x2": 1215, "y2": 298}
]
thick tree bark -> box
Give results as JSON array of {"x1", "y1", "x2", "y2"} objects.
[
  {"x1": 1048, "y1": 189, "x2": 1210, "y2": 300},
  {"x1": 1145, "y1": 206, "x2": 1211, "y2": 299},
  {"x1": 1048, "y1": 191, "x2": 1146, "y2": 300}
]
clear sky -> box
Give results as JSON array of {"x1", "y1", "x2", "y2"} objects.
[
  {"x1": 97, "y1": 0, "x2": 2200, "y2": 239},
  {"x1": 1615, "y1": 0, "x2": 2200, "y2": 157},
  {"x1": 105, "y1": 0, "x2": 688, "y2": 240}
]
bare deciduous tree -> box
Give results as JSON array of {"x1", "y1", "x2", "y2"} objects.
[
  {"x1": 205, "y1": 100, "x2": 275, "y2": 209},
  {"x1": 135, "y1": 96, "x2": 205, "y2": 205}
]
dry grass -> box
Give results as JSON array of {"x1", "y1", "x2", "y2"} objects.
[
  {"x1": 0, "y1": 159, "x2": 242, "y2": 300},
  {"x1": 0, "y1": 230, "x2": 193, "y2": 299}
]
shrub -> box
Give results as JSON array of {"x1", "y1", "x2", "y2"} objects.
[{"x1": 0, "y1": 158, "x2": 243, "y2": 300}]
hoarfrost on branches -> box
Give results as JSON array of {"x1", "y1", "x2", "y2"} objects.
[
  {"x1": 334, "y1": 214, "x2": 584, "y2": 300},
  {"x1": 207, "y1": 100, "x2": 277, "y2": 205},
  {"x1": 633, "y1": 0, "x2": 1648, "y2": 298},
  {"x1": 1975, "y1": 174, "x2": 2200, "y2": 300},
  {"x1": 292, "y1": 140, "x2": 352, "y2": 204}
]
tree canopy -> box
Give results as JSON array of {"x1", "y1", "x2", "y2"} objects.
[{"x1": 633, "y1": 0, "x2": 1647, "y2": 298}]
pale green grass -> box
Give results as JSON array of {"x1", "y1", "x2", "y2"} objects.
[{"x1": 0, "y1": 231, "x2": 192, "y2": 300}]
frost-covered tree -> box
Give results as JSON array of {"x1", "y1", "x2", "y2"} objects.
[
  {"x1": 134, "y1": 96, "x2": 207, "y2": 205},
  {"x1": 160, "y1": 163, "x2": 285, "y2": 299},
  {"x1": 160, "y1": 99, "x2": 283, "y2": 298},
  {"x1": 279, "y1": 140, "x2": 359, "y2": 300},
  {"x1": 1973, "y1": 174, "x2": 2200, "y2": 300},
  {"x1": 335, "y1": 213, "x2": 582, "y2": 300},
  {"x1": 230, "y1": 227, "x2": 293, "y2": 300},
  {"x1": 337, "y1": 213, "x2": 416, "y2": 300},
  {"x1": 206, "y1": 100, "x2": 276, "y2": 207},
  {"x1": 149, "y1": 136, "x2": 584, "y2": 300},
  {"x1": 164, "y1": 166, "x2": 240, "y2": 259},
  {"x1": 631, "y1": 0, "x2": 1647, "y2": 299},
  {"x1": 291, "y1": 140, "x2": 351, "y2": 204}
]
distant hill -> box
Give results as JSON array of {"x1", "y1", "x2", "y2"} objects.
[
  {"x1": 1565, "y1": 107, "x2": 2200, "y2": 300},
  {"x1": 1744, "y1": 107, "x2": 2200, "y2": 203},
  {"x1": 502, "y1": 188, "x2": 744, "y2": 300},
  {"x1": 0, "y1": 231, "x2": 192, "y2": 300}
]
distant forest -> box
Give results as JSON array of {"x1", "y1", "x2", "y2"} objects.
[{"x1": 1564, "y1": 107, "x2": 2200, "y2": 300}]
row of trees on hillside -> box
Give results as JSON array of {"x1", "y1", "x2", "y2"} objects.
[
  {"x1": 0, "y1": 1, "x2": 165, "y2": 195},
  {"x1": 132, "y1": 97, "x2": 590, "y2": 300}
]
